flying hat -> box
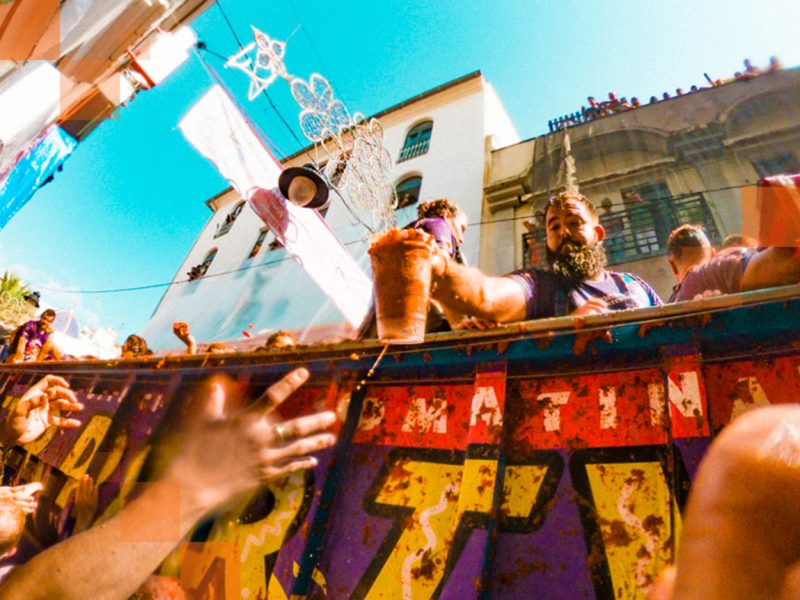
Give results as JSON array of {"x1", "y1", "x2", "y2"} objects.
[{"x1": 278, "y1": 165, "x2": 330, "y2": 209}]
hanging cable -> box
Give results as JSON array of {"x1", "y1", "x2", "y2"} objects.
[
  {"x1": 26, "y1": 237, "x2": 366, "y2": 295},
  {"x1": 285, "y1": 0, "x2": 350, "y2": 109},
  {"x1": 25, "y1": 179, "x2": 767, "y2": 296},
  {"x1": 191, "y1": 45, "x2": 284, "y2": 157},
  {"x1": 214, "y1": 0, "x2": 245, "y2": 48},
  {"x1": 210, "y1": 1, "x2": 308, "y2": 156}
]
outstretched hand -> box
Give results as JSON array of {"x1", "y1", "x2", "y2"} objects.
[
  {"x1": 0, "y1": 369, "x2": 338, "y2": 600},
  {"x1": 166, "y1": 367, "x2": 337, "y2": 515},
  {"x1": 1, "y1": 375, "x2": 83, "y2": 446},
  {"x1": 0, "y1": 482, "x2": 43, "y2": 514}
]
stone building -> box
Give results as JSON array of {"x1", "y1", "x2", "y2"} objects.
[{"x1": 483, "y1": 67, "x2": 800, "y2": 299}]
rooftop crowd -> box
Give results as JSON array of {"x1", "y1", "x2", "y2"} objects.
[{"x1": 548, "y1": 57, "x2": 783, "y2": 133}]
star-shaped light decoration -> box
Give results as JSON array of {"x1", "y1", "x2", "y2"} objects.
[{"x1": 226, "y1": 26, "x2": 289, "y2": 101}]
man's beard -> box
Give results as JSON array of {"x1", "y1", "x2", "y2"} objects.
[{"x1": 546, "y1": 239, "x2": 608, "y2": 283}]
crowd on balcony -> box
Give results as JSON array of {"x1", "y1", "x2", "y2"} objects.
[{"x1": 548, "y1": 57, "x2": 784, "y2": 133}]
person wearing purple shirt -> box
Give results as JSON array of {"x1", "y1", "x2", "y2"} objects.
[
  {"x1": 666, "y1": 224, "x2": 800, "y2": 302},
  {"x1": 7, "y1": 310, "x2": 55, "y2": 363},
  {"x1": 426, "y1": 190, "x2": 662, "y2": 326},
  {"x1": 401, "y1": 199, "x2": 469, "y2": 333},
  {"x1": 666, "y1": 226, "x2": 754, "y2": 302},
  {"x1": 407, "y1": 198, "x2": 468, "y2": 264}
]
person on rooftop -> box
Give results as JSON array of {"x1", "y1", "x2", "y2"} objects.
[{"x1": 427, "y1": 190, "x2": 662, "y2": 326}]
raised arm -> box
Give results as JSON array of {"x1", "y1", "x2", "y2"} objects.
[
  {"x1": 172, "y1": 322, "x2": 197, "y2": 355},
  {"x1": 429, "y1": 249, "x2": 528, "y2": 323},
  {"x1": 740, "y1": 247, "x2": 800, "y2": 292},
  {"x1": 0, "y1": 368, "x2": 337, "y2": 600}
]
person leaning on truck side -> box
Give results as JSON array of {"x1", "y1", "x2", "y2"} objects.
[{"x1": 428, "y1": 190, "x2": 662, "y2": 328}]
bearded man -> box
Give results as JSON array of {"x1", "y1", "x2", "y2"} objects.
[{"x1": 429, "y1": 190, "x2": 662, "y2": 325}]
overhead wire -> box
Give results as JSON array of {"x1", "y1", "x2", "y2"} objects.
[
  {"x1": 211, "y1": 0, "x2": 307, "y2": 156},
  {"x1": 24, "y1": 177, "x2": 766, "y2": 296},
  {"x1": 20, "y1": 3, "x2": 775, "y2": 297},
  {"x1": 285, "y1": 0, "x2": 350, "y2": 109}
]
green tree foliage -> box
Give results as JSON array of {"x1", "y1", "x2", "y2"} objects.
[{"x1": 0, "y1": 271, "x2": 35, "y2": 329}]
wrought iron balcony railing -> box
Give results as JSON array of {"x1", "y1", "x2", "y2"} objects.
[{"x1": 397, "y1": 139, "x2": 430, "y2": 163}]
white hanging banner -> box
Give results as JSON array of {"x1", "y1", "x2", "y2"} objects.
[{"x1": 178, "y1": 84, "x2": 372, "y2": 328}]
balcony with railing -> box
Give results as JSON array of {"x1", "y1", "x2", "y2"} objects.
[
  {"x1": 523, "y1": 193, "x2": 720, "y2": 268},
  {"x1": 397, "y1": 138, "x2": 430, "y2": 163},
  {"x1": 214, "y1": 212, "x2": 239, "y2": 238}
]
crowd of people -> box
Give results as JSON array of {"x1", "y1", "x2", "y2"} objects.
[
  {"x1": 4, "y1": 188, "x2": 800, "y2": 360},
  {"x1": 1, "y1": 186, "x2": 799, "y2": 596},
  {"x1": 548, "y1": 57, "x2": 783, "y2": 133},
  {"x1": 423, "y1": 190, "x2": 799, "y2": 329},
  {"x1": 1, "y1": 316, "x2": 298, "y2": 365}
]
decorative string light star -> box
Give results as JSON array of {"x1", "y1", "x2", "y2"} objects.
[
  {"x1": 226, "y1": 26, "x2": 289, "y2": 101},
  {"x1": 225, "y1": 25, "x2": 399, "y2": 231}
]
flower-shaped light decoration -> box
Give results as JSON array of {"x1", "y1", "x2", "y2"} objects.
[
  {"x1": 227, "y1": 38, "x2": 399, "y2": 230},
  {"x1": 226, "y1": 27, "x2": 290, "y2": 101},
  {"x1": 320, "y1": 114, "x2": 398, "y2": 230},
  {"x1": 320, "y1": 134, "x2": 355, "y2": 191},
  {"x1": 350, "y1": 119, "x2": 394, "y2": 198},
  {"x1": 290, "y1": 74, "x2": 351, "y2": 142}
]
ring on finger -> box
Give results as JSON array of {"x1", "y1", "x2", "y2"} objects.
[{"x1": 273, "y1": 424, "x2": 289, "y2": 444}]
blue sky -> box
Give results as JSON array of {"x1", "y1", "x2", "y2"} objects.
[{"x1": 1, "y1": 0, "x2": 799, "y2": 339}]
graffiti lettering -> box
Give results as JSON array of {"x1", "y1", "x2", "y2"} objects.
[
  {"x1": 537, "y1": 392, "x2": 570, "y2": 432},
  {"x1": 667, "y1": 370, "x2": 703, "y2": 418},
  {"x1": 731, "y1": 376, "x2": 771, "y2": 420},
  {"x1": 177, "y1": 470, "x2": 313, "y2": 600},
  {"x1": 357, "y1": 397, "x2": 385, "y2": 432},
  {"x1": 599, "y1": 387, "x2": 618, "y2": 430},
  {"x1": 570, "y1": 447, "x2": 691, "y2": 599},
  {"x1": 402, "y1": 397, "x2": 447, "y2": 434},
  {"x1": 469, "y1": 385, "x2": 502, "y2": 429},
  {"x1": 356, "y1": 448, "x2": 563, "y2": 598}
]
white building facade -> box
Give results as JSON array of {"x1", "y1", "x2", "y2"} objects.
[{"x1": 141, "y1": 72, "x2": 519, "y2": 348}]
